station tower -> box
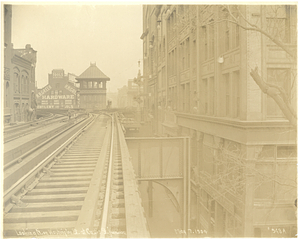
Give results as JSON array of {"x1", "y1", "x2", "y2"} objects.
[{"x1": 76, "y1": 62, "x2": 110, "y2": 110}]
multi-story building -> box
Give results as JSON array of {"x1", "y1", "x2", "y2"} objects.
[
  {"x1": 141, "y1": 5, "x2": 297, "y2": 237},
  {"x1": 117, "y1": 79, "x2": 142, "y2": 109},
  {"x1": 75, "y1": 63, "x2": 110, "y2": 110},
  {"x1": 4, "y1": 5, "x2": 37, "y2": 124},
  {"x1": 117, "y1": 85, "x2": 128, "y2": 109},
  {"x1": 36, "y1": 69, "x2": 79, "y2": 109}
]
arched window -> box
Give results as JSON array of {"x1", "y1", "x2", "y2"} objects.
[
  {"x1": 25, "y1": 76, "x2": 28, "y2": 93},
  {"x1": 21, "y1": 71, "x2": 29, "y2": 94},
  {"x1": 14, "y1": 72, "x2": 18, "y2": 93},
  {"x1": 14, "y1": 67, "x2": 20, "y2": 94},
  {"x1": 18, "y1": 75, "x2": 21, "y2": 93},
  {"x1": 21, "y1": 75, "x2": 25, "y2": 94}
]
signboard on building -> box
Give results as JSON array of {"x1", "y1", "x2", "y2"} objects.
[
  {"x1": 36, "y1": 85, "x2": 52, "y2": 98},
  {"x1": 41, "y1": 95, "x2": 75, "y2": 100},
  {"x1": 52, "y1": 69, "x2": 64, "y2": 78},
  {"x1": 64, "y1": 84, "x2": 76, "y2": 95}
]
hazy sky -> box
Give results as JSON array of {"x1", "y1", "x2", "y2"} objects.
[{"x1": 11, "y1": 4, "x2": 143, "y2": 92}]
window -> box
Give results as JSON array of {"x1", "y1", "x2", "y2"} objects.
[
  {"x1": 209, "y1": 77, "x2": 215, "y2": 115},
  {"x1": 180, "y1": 38, "x2": 190, "y2": 71},
  {"x1": 181, "y1": 41, "x2": 185, "y2": 70},
  {"x1": 233, "y1": 71, "x2": 240, "y2": 118},
  {"x1": 168, "y1": 12, "x2": 176, "y2": 40},
  {"x1": 162, "y1": 66, "x2": 166, "y2": 88},
  {"x1": 25, "y1": 76, "x2": 29, "y2": 94},
  {"x1": 159, "y1": 44, "x2": 162, "y2": 63},
  {"x1": 203, "y1": 145, "x2": 214, "y2": 176},
  {"x1": 82, "y1": 81, "x2": 87, "y2": 88},
  {"x1": 14, "y1": 72, "x2": 19, "y2": 93},
  {"x1": 186, "y1": 38, "x2": 190, "y2": 68},
  {"x1": 231, "y1": 7, "x2": 240, "y2": 48},
  {"x1": 202, "y1": 78, "x2": 208, "y2": 114},
  {"x1": 209, "y1": 22, "x2": 215, "y2": 58},
  {"x1": 235, "y1": 24, "x2": 240, "y2": 48},
  {"x1": 220, "y1": 8, "x2": 230, "y2": 52},
  {"x1": 21, "y1": 76, "x2": 24, "y2": 93},
  {"x1": 254, "y1": 163, "x2": 275, "y2": 199},
  {"x1": 224, "y1": 74, "x2": 230, "y2": 116},
  {"x1": 255, "y1": 145, "x2": 297, "y2": 201},
  {"x1": 225, "y1": 20, "x2": 230, "y2": 52},
  {"x1": 186, "y1": 83, "x2": 190, "y2": 112},
  {"x1": 266, "y1": 5, "x2": 291, "y2": 43},
  {"x1": 88, "y1": 81, "x2": 93, "y2": 88},
  {"x1": 192, "y1": 40, "x2": 197, "y2": 67},
  {"x1": 203, "y1": 26, "x2": 208, "y2": 60},
  {"x1": 266, "y1": 68, "x2": 290, "y2": 118},
  {"x1": 162, "y1": 38, "x2": 165, "y2": 59},
  {"x1": 5, "y1": 82, "x2": 9, "y2": 107},
  {"x1": 181, "y1": 84, "x2": 186, "y2": 111}
]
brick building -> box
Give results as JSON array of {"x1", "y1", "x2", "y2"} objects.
[
  {"x1": 141, "y1": 5, "x2": 297, "y2": 237},
  {"x1": 36, "y1": 69, "x2": 79, "y2": 109},
  {"x1": 4, "y1": 5, "x2": 37, "y2": 123}
]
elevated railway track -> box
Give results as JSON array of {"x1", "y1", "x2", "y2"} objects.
[{"x1": 3, "y1": 113, "x2": 149, "y2": 238}]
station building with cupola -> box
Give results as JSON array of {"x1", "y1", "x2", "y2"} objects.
[{"x1": 76, "y1": 63, "x2": 110, "y2": 110}]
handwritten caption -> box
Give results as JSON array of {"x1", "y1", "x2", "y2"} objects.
[
  {"x1": 267, "y1": 227, "x2": 287, "y2": 235},
  {"x1": 175, "y1": 229, "x2": 208, "y2": 235},
  {"x1": 15, "y1": 228, "x2": 126, "y2": 237}
]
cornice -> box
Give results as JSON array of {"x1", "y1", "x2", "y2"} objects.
[{"x1": 175, "y1": 112, "x2": 294, "y2": 130}]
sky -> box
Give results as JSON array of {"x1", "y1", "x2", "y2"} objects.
[{"x1": 11, "y1": 3, "x2": 143, "y2": 92}]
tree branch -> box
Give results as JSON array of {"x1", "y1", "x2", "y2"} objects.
[{"x1": 250, "y1": 67, "x2": 297, "y2": 130}]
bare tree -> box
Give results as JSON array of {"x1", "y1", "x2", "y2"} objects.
[{"x1": 222, "y1": 5, "x2": 297, "y2": 129}]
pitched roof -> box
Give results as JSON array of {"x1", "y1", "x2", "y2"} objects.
[{"x1": 76, "y1": 62, "x2": 110, "y2": 80}]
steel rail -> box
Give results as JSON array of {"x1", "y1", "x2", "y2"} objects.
[
  {"x1": 4, "y1": 115, "x2": 90, "y2": 170},
  {"x1": 3, "y1": 115, "x2": 97, "y2": 208},
  {"x1": 4, "y1": 113, "x2": 55, "y2": 133},
  {"x1": 100, "y1": 113, "x2": 115, "y2": 238},
  {"x1": 3, "y1": 114, "x2": 67, "y2": 143}
]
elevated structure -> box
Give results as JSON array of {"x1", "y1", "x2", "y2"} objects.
[{"x1": 76, "y1": 63, "x2": 110, "y2": 110}]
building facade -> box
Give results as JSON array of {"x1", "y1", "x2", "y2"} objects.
[
  {"x1": 141, "y1": 5, "x2": 297, "y2": 237},
  {"x1": 76, "y1": 63, "x2": 110, "y2": 110},
  {"x1": 4, "y1": 5, "x2": 37, "y2": 124},
  {"x1": 36, "y1": 69, "x2": 79, "y2": 109},
  {"x1": 117, "y1": 80, "x2": 141, "y2": 110}
]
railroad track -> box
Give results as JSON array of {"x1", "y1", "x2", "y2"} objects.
[
  {"x1": 3, "y1": 114, "x2": 67, "y2": 143},
  {"x1": 3, "y1": 113, "x2": 149, "y2": 238}
]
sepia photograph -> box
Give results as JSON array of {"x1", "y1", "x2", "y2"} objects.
[{"x1": 2, "y1": 2, "x2": 298, "y2": 238}]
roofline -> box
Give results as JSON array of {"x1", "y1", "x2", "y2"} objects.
[{"x1": 75, "y1": 77, "x2": 110, "y2": 81}]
